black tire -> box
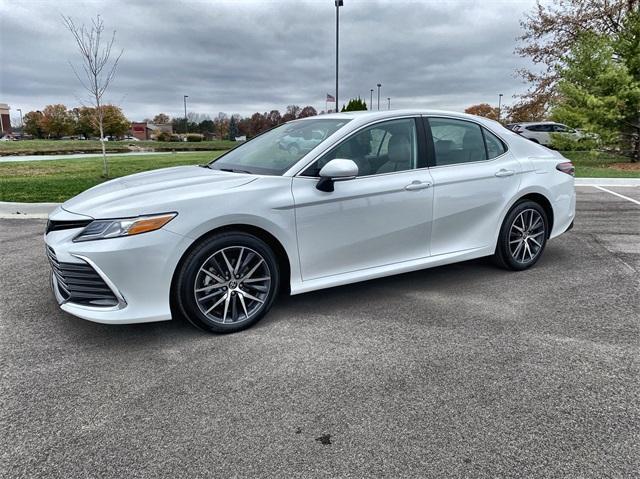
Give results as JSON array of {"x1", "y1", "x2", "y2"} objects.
[
  {"x1": 174, "y1": 232, "x2": 280, "y2": 333},
  {"x1": 493, "y1": 200, "x2": 548, "y2": 271}
]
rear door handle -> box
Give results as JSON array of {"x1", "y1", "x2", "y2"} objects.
[
  {"x1": 495, "y1": 169, "x2": 515, "y2": 177},
  {"x1": 405, "y1": 181, "x2": 432, "y2": 191}
]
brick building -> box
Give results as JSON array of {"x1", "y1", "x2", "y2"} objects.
[
  {"x1": 130, "y1": 122, "x2": 173, "y2": 140},
  {"x1": 0, "y1": 103, "x2": 11, "y2": 135}
]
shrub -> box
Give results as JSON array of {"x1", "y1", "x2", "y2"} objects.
[
  {"x1": 550, "y1": 132, "x2": 600, "y2": 151},
  {"x1": 169, "y1": 134, "x2": 182, "y2": 142},
  {"x1": 155, "y1": 131, "x2": 171, "y2": 142},
  {"x1": 186, "y1": 133, "x2": 204, "y2": 142}
]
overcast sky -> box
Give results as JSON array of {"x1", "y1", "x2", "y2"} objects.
[{"x1": 0, "y1": 0, "x2": 539, "y2": 122}]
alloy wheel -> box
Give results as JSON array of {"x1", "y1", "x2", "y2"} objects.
[
  {"x1": 508, "y1": 208, "x2": 545, "y2": 264},
  {"x1": 194, "y1": 246, "x2": 272, "y2": 324}
]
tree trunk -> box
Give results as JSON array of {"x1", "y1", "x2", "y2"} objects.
[{"x1": 99, "y1": 125, "x2": 109, "y2": 176}]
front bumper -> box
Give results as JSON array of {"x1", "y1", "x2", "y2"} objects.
[{"x1": 45, "y1": 208, "x2": 192, "y2": 324}]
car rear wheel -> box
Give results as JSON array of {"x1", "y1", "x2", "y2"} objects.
[
  {"x1": 174, "y1": 232, "x2": 280, "y2": 333},
  {"x1": 494, "y1": 200, "x2": 548, "y2": 271}
]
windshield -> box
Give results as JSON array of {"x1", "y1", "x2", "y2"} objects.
[{"x1": 208, "y1": 118, "x2": 351, "y2": 175}]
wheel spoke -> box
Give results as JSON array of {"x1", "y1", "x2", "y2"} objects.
[
  {"x1": 512, "y1": 240, "x2": 524, "y2": 258},
  {"x1": 222, "y1": 294, "x2": 231, "y2": 323},
  {"x1": 196, "y1": 283, "x2": 224, "y2": 293},
  {"x1": 234, "y1": 248, "x2": 245, "y2": 275},
  {"x1": 245, "y1": 283, "x2": 268, "y2": 293},
  {"x1": 220, "y1": 250, "x2": 234, "y2": 276},
  {"x1": 198, "y1": 289, "x2": 225, "y2": 302},
  {"x1": 206, "y1": 293, "x2": 227, "y2": 314},
  {"x1": 530, "y1": 237, "x2": 542, "y2": 247},
  {"x1": 519, "y1": 213, "x2": 526, "y2": 231},
  {"x1": 243, "y1": 276, "x2": 270, "y2": 283},
  {"x1": 200, "y1": 268, "x2": 224, "y2": 284},
  {"x1": 242, "y1": 258, "x2": 264, "y2": 281},
  {"x1": 238, "y1": 293, "x2": 249, "y2": 319},
  {"x1": 530, "y1": 217, "x2": 541, "y2": 230},
  {"x1": 240, "y1": 290, "x2": 264, "y2": 304},
  {"x1": 231, "y1": 294, "x2": 238, "y2": 321}
]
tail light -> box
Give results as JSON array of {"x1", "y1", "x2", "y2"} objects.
[{"x1": 556, "y1": 161, "x2": 575, "y2": 176}]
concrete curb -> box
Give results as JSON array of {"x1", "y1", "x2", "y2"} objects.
[
  {"x1": 575, "y1": 178, "x2": 640, "y2": 186},
  {"x1": 0, "y1": 202, "x2": 60, "y2": 219}
]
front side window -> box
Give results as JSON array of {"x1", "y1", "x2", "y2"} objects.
[
  {"x1": 208, "y1": 118, "x2": 350, "y2": 175},
  {"x1": 302, "y1": 118, "x2": 418, "y2": 177},
  {"x1": 429, "y1": 118, "x2": 487, "y2": 166}
]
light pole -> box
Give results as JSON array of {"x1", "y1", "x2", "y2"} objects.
[
  {"x1": 335, "y1": 0, "x2": 343, "y2": 114},
  {"x1": 183, "y1": 95, "x2": 189, "y2": 134},
  {"x1": 387, "y1": 97, "x2": 390, "y2": 110},
  {"x1": 377, "y1": 83, "x2": 381, "y2": 111},
  {"x1": 370, "y1": 89, "x2": 373, "y2": 111},
  {"x1": 497, "y1": 93, "x2": 503, "y2": 122}
]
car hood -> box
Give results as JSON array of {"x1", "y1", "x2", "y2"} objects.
[{"x1": 62, "y1": 165, "x2": 257, "y2": 218}]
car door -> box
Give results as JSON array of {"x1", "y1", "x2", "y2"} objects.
[
  {"x1": 291, "y1": 117, "x2": 434, "y2": 281},
  {"x1": 425, "y1": 116, "x2": 522, "y2": 256}
]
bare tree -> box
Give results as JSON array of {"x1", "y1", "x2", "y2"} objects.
[{"x1": 63, "y1": 15, "x2": 123, "y2": 177}]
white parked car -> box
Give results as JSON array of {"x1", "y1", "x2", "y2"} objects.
[
  {"x1": 45, "y1": 110, "x2": 576, "y2": 333},
  {"x1": 510, "y1": 122, "x2": 582, "y2": 146}
]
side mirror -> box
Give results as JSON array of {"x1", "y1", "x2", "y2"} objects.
[{"x1": 316, "y1": 159, "x2": 358, "y2": 192}]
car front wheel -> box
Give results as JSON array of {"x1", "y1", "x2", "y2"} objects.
[
  {"x1": 174, "y1": 232, "x2": 280, "y2": 333},
  {"x1": 494, "y1": 200, "x2": 548, "y2": 271}
]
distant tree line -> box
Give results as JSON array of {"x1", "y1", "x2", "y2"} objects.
[
  {"x1": 150, "y1": 104, "x2": 320, "y2": 141},
  {"x1": 23, "y1": 104, "x2": 129, "y2": 139}
]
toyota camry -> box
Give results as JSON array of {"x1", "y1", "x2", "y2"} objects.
[{"x1": 45, "y1": 110, "x2": 576, "y2": 333}]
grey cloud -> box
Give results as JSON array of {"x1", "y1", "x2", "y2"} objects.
[{"x1": 0, "y1": 0, "x2": 536, "y2": 121}]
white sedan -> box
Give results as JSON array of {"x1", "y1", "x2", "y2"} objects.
[{"x1": 45, "y1": 110, "x2": 576, "y2": 333}]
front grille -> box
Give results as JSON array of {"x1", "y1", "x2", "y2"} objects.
[
  {"x1": 46, "y1": 219, "x2": 93, "y2": 235},
  {"x1": 47, "y1": 246, "x2": 119, "y2": 307}
]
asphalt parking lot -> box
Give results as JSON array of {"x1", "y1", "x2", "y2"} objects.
[{"x1": 1, "y1": 186, "x2": 639, "y2": 478}]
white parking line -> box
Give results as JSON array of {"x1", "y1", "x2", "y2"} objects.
[{"x1": 593, "y1": 186, "x2": 640, "y2": 206}]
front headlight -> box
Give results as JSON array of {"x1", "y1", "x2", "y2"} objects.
[{"x1": 73, "y1": 213, "x2": 177, "y2": 242}]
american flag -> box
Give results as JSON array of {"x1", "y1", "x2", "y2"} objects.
[{"x1": 326, "y1": 93, "x2": 336, "y2": 102}]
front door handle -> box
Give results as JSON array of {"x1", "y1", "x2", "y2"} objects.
[
  {"x1": 495, "y1": 169, "x2": 515, "y2": 177},
  {"x1": 405, "y1": 181, "x2": 432, "y2": 191}
]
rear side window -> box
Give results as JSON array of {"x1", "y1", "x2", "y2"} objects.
[
  {"x1": 429, "y1": 118, "x2": 487, "y2": 166},
  {"x1": 484, "y1": 129, "x2": 507, "y2": 159}
]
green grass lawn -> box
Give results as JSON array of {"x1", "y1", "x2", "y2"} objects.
[
  {"x1": 0, "y1": 149, "x2": 638, "y2": 203},
  {"x1": 0, "y1": 139, "x2": 236, "y2": 156},
  {"x1": 560, "y1": 151, "x2": 640, "y2": 178},
  {"x1": 0, "y1": 151, "x2": 225, "y2": 202}
]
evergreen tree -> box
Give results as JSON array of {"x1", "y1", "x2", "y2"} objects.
[
  {"x1": 551, "y1": 12, "x2": 640, "y2": 160},
  {"x1": 341, "y1": 97, "x2": 368, "y2": 112}
]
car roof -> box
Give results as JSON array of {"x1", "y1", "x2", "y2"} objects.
[
  {"x1": 512, "y1": 121, "x2": 561, "y2": 126},
  {"x1": 309, "y1": 109, "x2": 492, "y2": 121}
]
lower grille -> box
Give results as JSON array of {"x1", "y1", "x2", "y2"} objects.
[{"x1": 47, "y1": 246, "x2": 119, "y2": 307}]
